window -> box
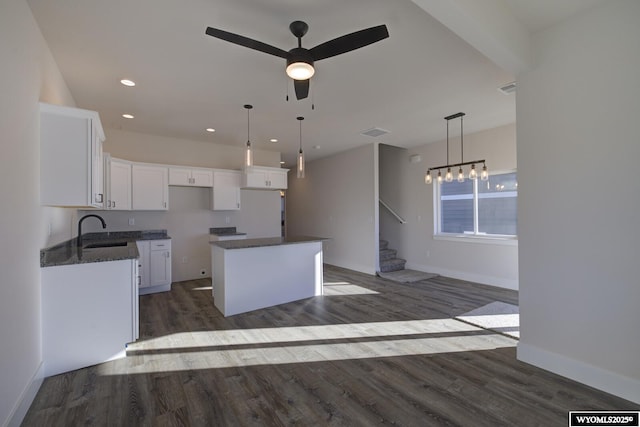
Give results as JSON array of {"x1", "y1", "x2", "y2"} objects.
[{"x1": 435, "y1": 171, "x2": 517, "y2": 238}]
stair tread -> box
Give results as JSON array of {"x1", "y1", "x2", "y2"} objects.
[
  {"x1": 379, "y1": 248, "x2": 397, "y2": 260},
  {"x1": 379, "y1": 257, "x2": 407, "y2": 272}
]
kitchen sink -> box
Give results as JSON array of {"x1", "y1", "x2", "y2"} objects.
[{"x1": 82, "y1": 241, "x2": 128, "y2": 249}]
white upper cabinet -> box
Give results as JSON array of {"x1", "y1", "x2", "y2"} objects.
[
  {"x1": 211, "y1": 170, "x2": 241, "y2": 211},
  {"x1": 132, "y1": 164, "x2": 169, "y2": 210},
  {"x1": 242, "y1": 166, "x2": 288, "y2": 190},
  {"x1": 39, "y1": 103, "x2": 105, "y2": 208},
  {"x1": 169, "y1": 167, "x2": 213, "y2": 187},
  {"x1": 104, "y1": 155, "x2": 132, "y2": 210}
]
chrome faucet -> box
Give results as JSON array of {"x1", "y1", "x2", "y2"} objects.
[{"x1": 77, "y1": 214, "x2": 107, "y2": 245}]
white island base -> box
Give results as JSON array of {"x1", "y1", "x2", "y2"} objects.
[{"x1": 211, "y1": 237, "x2": 324, "y2": 317}]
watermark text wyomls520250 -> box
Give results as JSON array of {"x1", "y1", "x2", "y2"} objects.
[{"x1": 569, "y1": 411, "x2": 639, "y2": 427}]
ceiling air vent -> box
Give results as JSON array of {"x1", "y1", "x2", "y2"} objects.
[
  {"x1": 498, "y1": 81, "x2": 517, "y2": 95},
  {"x1": 361, "y1": 127, "x2": 389, "y2": 138}
]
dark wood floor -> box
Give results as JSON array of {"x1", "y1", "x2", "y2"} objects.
[{"x1": 24, "y1": 265, "x2": 636, "y2": 426}]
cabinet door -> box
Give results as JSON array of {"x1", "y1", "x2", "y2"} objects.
[
  {"x1": 168, "y1": 167, "x2": 192, "y2": 186},
  {"x1": 109, "y1": 159, "x2": 132, "y2": 210},
  {"x1": 132, "y1": 164, "x2": 168, "y2": 210},
  {"x1": 149, "y1": 249, "x2": 171, "y2": 286},
  {"x1": 268, "y1": 170, "x2": 288, "y2": 189},
  {"x1": 244, "y1": 169, "x2": 269, "y2": 188},
  {"x1": 39, "y1": 103, "x2": 105, "y2": 208},
  {"x1": 191, "y1": 169, "x2": 214, "y2": 187},
  {"x1": 91, "y1": 128, "x2": 104, "y2": 208},
  {"x1": 211, "y1": 187, "x2": 241, "y2": 210},
  {"x1": 135, "y1": 241, "x2": 150, "y2": 289}
]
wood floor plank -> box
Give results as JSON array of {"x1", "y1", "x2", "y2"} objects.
[{"x1": 22, "y1": 264, "x2": 637, "y2": 426}]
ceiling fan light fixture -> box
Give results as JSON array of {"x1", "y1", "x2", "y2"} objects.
[
  {"x1": 286, "y1": 48, "x2": 315, "y2": 80},
  {"x1": 286, "y1": 61, "x2": 314, "y2": 80}
]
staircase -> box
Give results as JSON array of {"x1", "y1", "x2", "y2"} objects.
[{"x1": 379, "y1": 240, "x2": 406, "y2": 273}]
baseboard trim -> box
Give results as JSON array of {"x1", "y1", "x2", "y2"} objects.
[
  {"x1": 517, "y1": 342, "x2": 640, "y2": 404},
  {"x1": 404, "y1": 262, "x2": 518, "y2": 290},
  {"x1": 324, "y1": 260, "x2": 376, "y2": 276},
  {"x1": 5, "y1": 361, "x2": 44, "y2": 427}
]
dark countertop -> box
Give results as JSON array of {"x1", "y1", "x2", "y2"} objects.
[
  {"x1": 41, "y1": 230, "x2": 170, "y2": 268},
  {"x1": 210, "y1": 236, "x2": 326, "y2": 250},
  {"x1": 209, "y1": 227, "x2": 246, "y2": 237}
]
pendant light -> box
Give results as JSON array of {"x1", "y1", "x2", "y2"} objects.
[
  {"x1": 297, "y1": 116, "x2": 305, "y2": 178},
  {"x1": 244, "y1": 104, "x2": 253, "y2": 167},
  {"x1": 424, "y1": 112, "x2": 488, "y2": 185}
]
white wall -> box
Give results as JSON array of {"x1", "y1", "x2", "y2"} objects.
[
  {"x1": 0, "y1": 1, "x2": 77, "y2": 425},
  {"x1": 380, "y1": 123, "x2": 518, "y2": 289},
  {"x1": 287, "y1": 144, "x2": 379, "y2": 274},
  {"x1": 103, "y1": 128, "x2": 281, "y2": 169},
  {"x1": 516, "y1": 1, "x2": 640, "y2": 403}
]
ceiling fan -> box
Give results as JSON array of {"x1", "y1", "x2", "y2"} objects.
[{"x1": 205, "y1": 21, "x2": 389, "y2": 100}]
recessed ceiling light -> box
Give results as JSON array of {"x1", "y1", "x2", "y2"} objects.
[
  {"x1": 122, "y1": 114, "x2": 134, "y2": 119},
  {"x1": 120, "y1": 79, "x2": 136, "y2": 87},
  {"x1": 280, "y1": 161, "x2": 285, "y2": 164},
  {"x1": 270, "y1": 138, "x2": 278, "y2": 143},
  {"x1": 206, "y1": 128, "x2": 215, "y2": 133}
]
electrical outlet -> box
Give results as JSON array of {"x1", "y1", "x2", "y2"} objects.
[{"x1": 128, "y1": 218, "x2": 135, "y2": 226}]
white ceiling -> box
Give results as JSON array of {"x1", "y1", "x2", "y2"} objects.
[{"x1": 27, "y1": 0, "x2": 602, "y2": 166}]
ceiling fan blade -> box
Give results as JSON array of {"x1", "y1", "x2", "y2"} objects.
[
  {"x1": 309, "y1": 25, "x2": 389, "y2": 61},
  {"x1": 294, "y1": 79, "x2": 310, "y2": 100},
  {"x1": 205, "y1": 27, "x2": 288, "y2": 59}
]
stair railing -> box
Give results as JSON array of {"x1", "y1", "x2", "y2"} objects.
[{"x1": 379, "y1": 199, "x2": 407, "y2": 224}]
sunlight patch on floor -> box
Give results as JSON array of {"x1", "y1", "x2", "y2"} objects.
[
  {"x1": 101, "y1": 332, "x2": 515, "y2": 375},
  {"x1": 98, "y1": 318, "x2": 516, "y2": 375},
  {"x1": 129, "y1": 318, "x2": 479, "y2": 351},
  {"x1": 323, "y1": 281, "x2": 379, "y2": 296}
]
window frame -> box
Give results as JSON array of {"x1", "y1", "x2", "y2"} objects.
[{"x1": 433, "y1": 168, "x2": 518, "y2": 245}]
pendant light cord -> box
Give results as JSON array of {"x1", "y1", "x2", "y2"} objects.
[
  {"x1": 446, "y1": 119, "x2": 450, "y2": 164},
  {"x1": 460, "y1": 115, "x2": 464, "y2": 163}
]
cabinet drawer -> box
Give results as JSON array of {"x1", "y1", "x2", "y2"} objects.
[{"x1": 150, "y1": 240, "x2": 170, "y2": 250}]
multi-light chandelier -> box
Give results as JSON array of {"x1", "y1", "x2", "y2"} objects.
[{"x1": 425, "y1": 112, "x2": 488, "y2": 185}]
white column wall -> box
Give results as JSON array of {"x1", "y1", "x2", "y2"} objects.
[
  {"x1": 0, "y1": 1, "x2": 77, "y2": 424},
  {"x1": 287, "y1": 144, "x2": 378, "y2": 274},
  {"x1": 516, "y1": 1, "x2": 640, "y2": 403}
]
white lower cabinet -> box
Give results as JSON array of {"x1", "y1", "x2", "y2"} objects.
[
  {"x1": 41, "y1": 259, "x2": 138, "y2": 377},
  {"x1": 136, "y1": 239, "x2": 172, "y2": 294}
]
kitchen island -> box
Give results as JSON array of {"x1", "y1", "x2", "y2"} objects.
[{"x1": 210, "y1": 236, "x2": 325, "y2": 316}]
